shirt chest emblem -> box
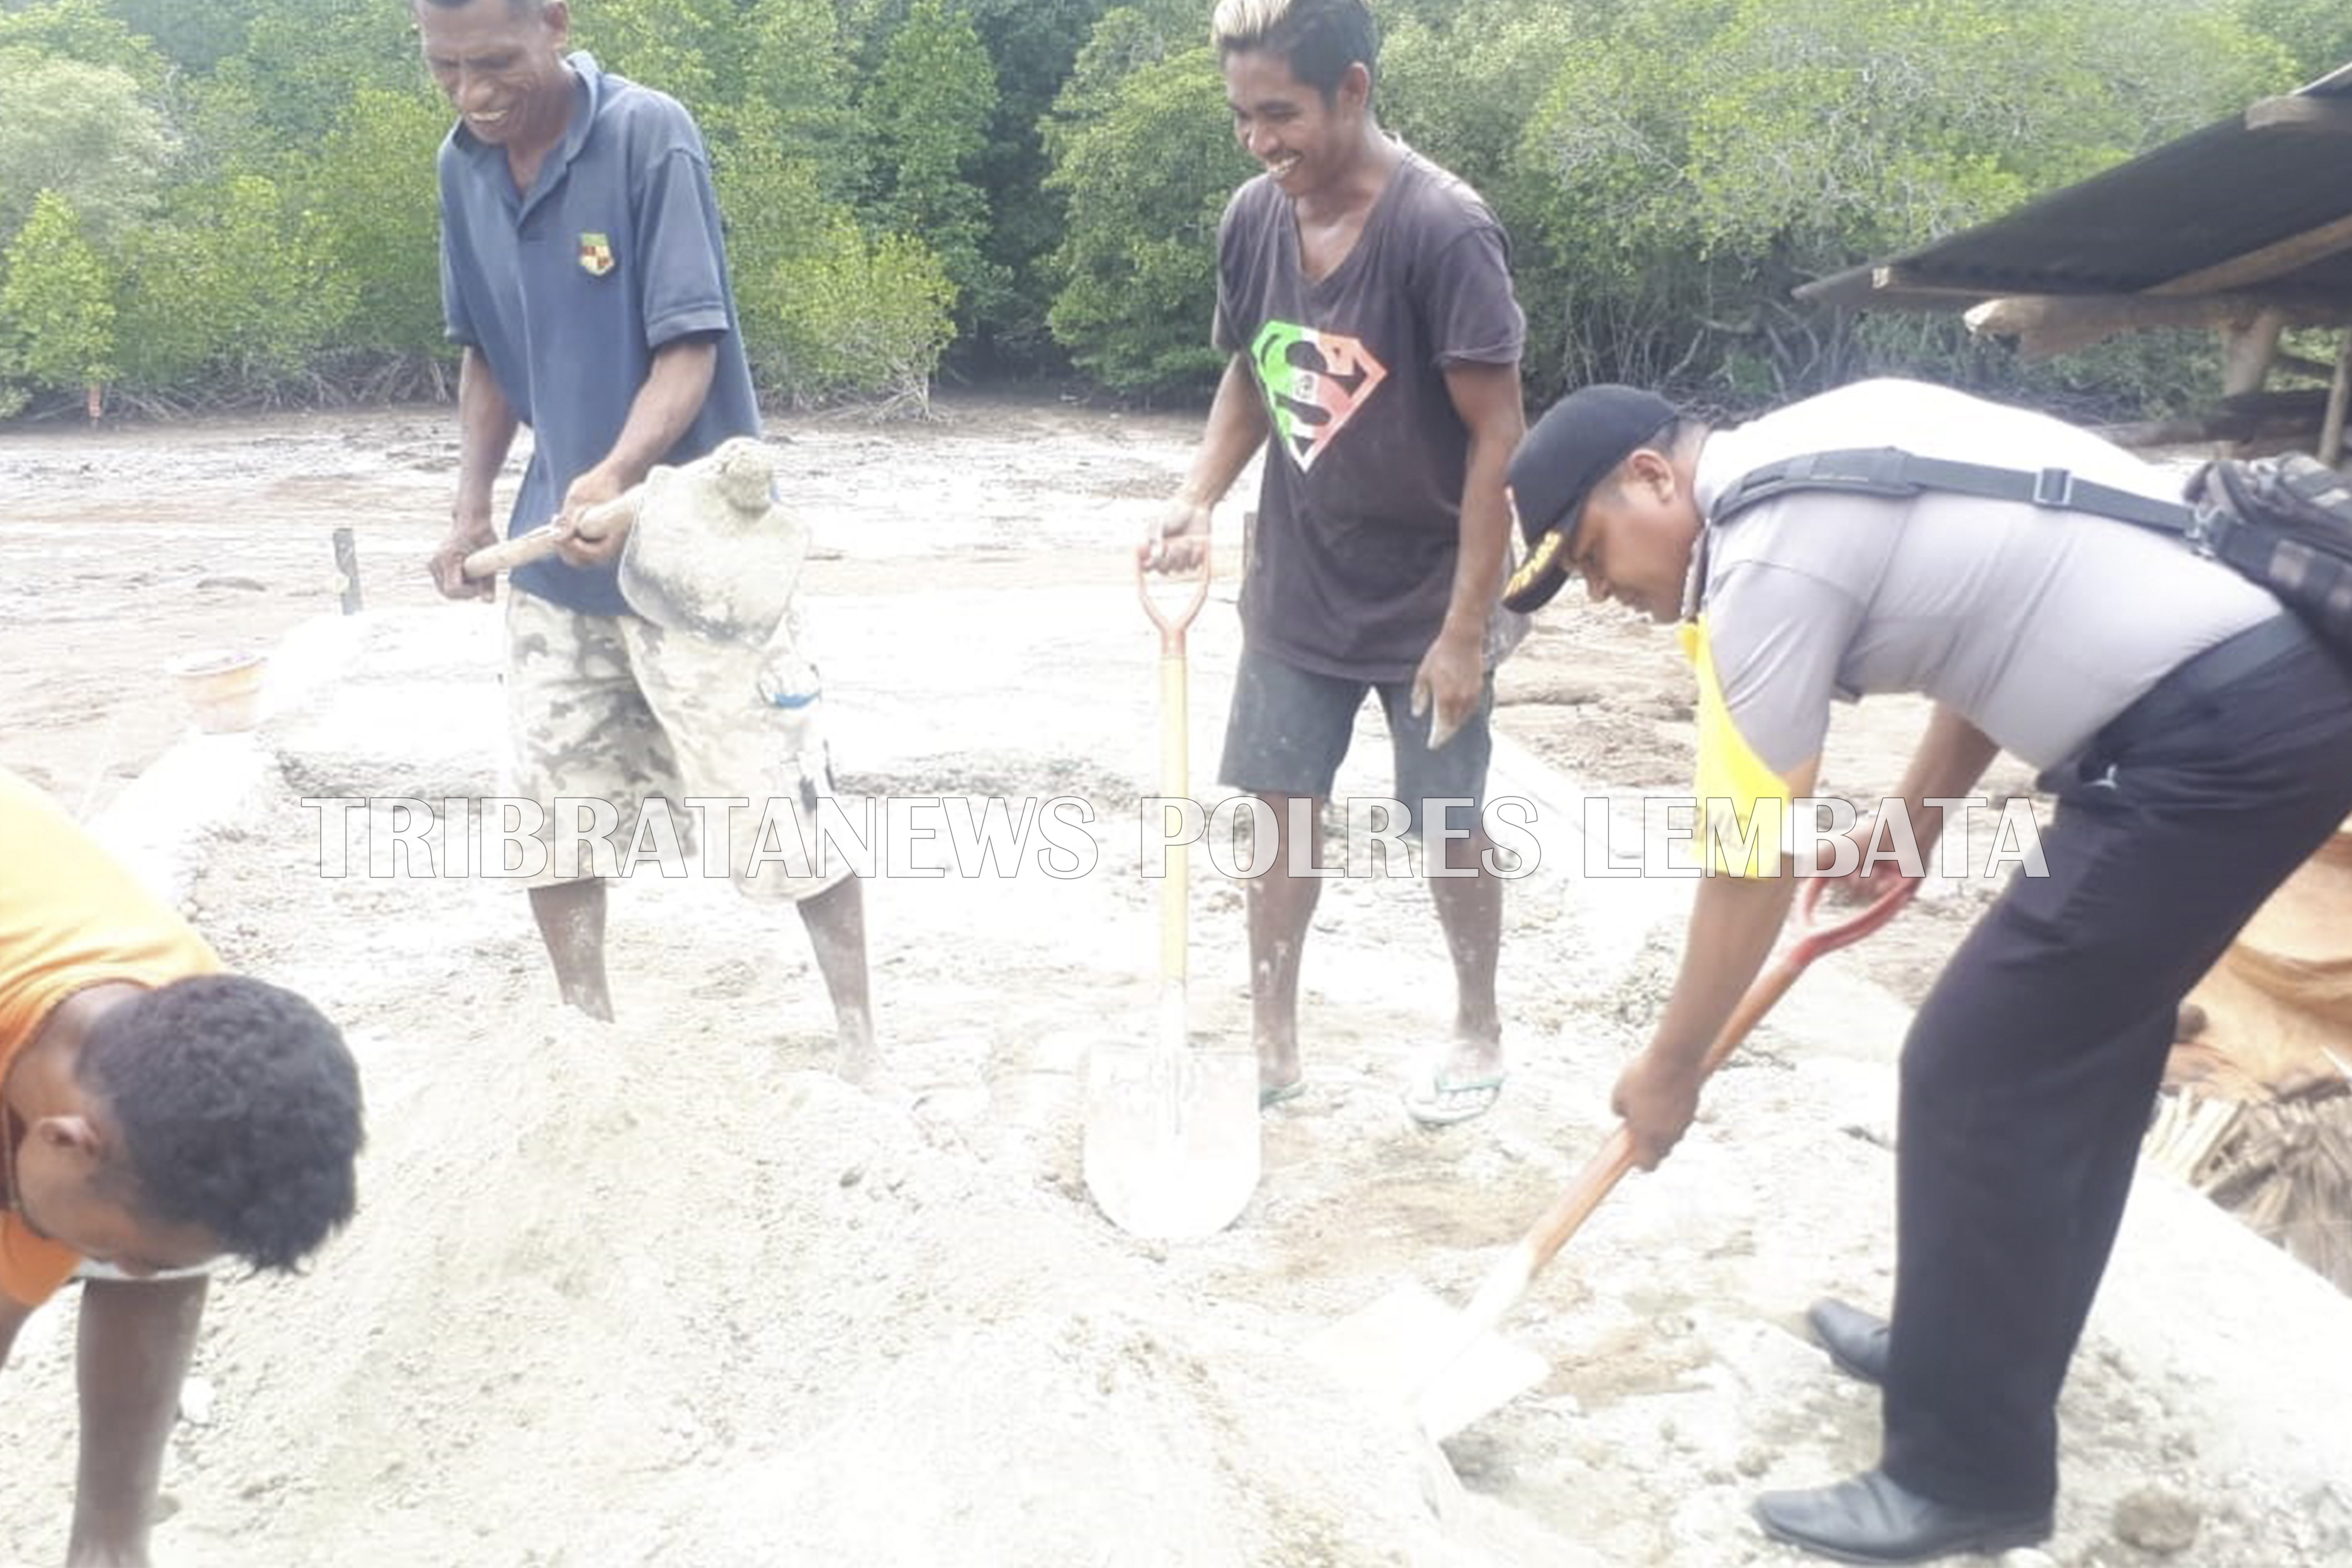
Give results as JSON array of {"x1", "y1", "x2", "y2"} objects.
[
  {"x1": 1249, "y1": 321, "x2": 1387, "y2": 473},
  {"x1": 578, "y1": 232, "x2": 616, "y2": 277}
]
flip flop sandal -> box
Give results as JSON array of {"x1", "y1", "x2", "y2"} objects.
[
  {"x1": 1259, "y1": 1077, "x2": 1308, "y2": 1110},
  {"x1": 1403, "y1": 1065, "x2": 1506, "y2": 1127}
]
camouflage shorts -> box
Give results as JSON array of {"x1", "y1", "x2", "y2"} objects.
[{"x1": 503, "y1": 590, "x2": 851, "y2": 902}]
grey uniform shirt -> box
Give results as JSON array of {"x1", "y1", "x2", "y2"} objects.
[{"x1": 1690, "y1": 379, "x2": 2283, "y2": 780}]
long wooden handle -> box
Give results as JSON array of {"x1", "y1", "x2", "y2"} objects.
[
  {"x1": 462, "y1": 523, "x2": 562, "y2": 579},
  {"x1": 461, "y1": 493, "x2": 640, "y2": 581},
  {"x1": 1160, "y1": 651, "x2": 1189, "y2": 990},
  {"x1": 1141, "y1": 554, "x2": 1209, "y2": 1002},
  {"x1": 1456, "y1": 876, "x2": 1920, "y2": 1340},
  {"x1": 1515, "y1": 949, "x2": 1808, "y2": 1283}
]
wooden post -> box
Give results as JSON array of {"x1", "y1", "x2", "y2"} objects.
[
  {"x1": 2221, "y1": 307, "x2": 2288, "y2": 399},
  {"x1": 2322, "y1": 327, "x2": 2352, "y2": 468},
  {"x1": 332, "y1": 527, "x2": 363, "y2": 614},
  {"x1": 2220, "y1": 308, "x2": 2290, "y2": 458}
]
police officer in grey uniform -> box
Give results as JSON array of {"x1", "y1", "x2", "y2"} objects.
[{"x1": 1499, "y1": 377, "x2": 2352, "y2": 1563}]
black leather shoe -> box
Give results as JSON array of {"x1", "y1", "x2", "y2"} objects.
[
  {"x1": 1808, "y1": 1297, "x2": 1889, "y2": 1386},
  {"x1": 1754, "y1": 1469, "x2": 2053, "y2": 1564}
]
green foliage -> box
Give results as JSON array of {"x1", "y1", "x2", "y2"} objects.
[
  {"x1": 1851, "y1": 311, "x2": 2225, "y2": 425},
  {"x1": 1380, "y1": 0, "x2": 1577, "y2": 200},
  {"x1": 112, "y1": 173, "x2": 355, "y2": 397},
  {"x1": 1509, "y1": 0, "x2": 2295, "y2": 406},
  {"x1": 578, "y1": 0, "x2": 967, "y2": 394},
  {"x1": 0, "y1": 0, "x2": 2314, "y2": 421},
  {"x1": 97, "y1": 0, "x2": 260, "y2": 73},
  {"x1": 1378, "y1": 0, "x2": 1582, "y2": 385},
  {"x1": 2238, "y1": 0, "x2": 2352, "y2": 83},
  {"x1": 836, "y1": 0, "x2": 913, "y2": 73},
  {"x1": 0, "y1": 0, "x2": 161, "y2": 83},
  {"x1": 957, "y1": 0, "x2": 1119, "y2": 368},
  {"x1": 0, "y1": 45, "x2": 171, "y2": 243},
  {"x1": 723, "y1": 0, "x2": 864, "y2": 194},
  {"x1": 296, "y1": 85, "x2": 450, "y2": 361},
  {"x1": 864, "y1": 0, "x2": 1005, "y2": 339},
  {"x1": 778, "y1": 224, "x2": 958, "y2": 407},
  {"x1": 1047, "y1": 0, "x2": 1213, "y2": 138},
  {"x1": 0, "y1": 187, "x2": 115, "y2": 389},
  {"x1": 1665, "y1": 0, "x2": 2281, "y2": 257},
  {"x1": 1043, "y1": 31, "x2": 1249, "y2": 396},
  {"x1": 194, "y1": 0, "x2": 419, "y2": 165},
  {"x1": 571, "y1": 0, "x2": 740, "y2": 112},
  {"x1": 717, "y1": 140, "x2": 956, "y2": 407}
]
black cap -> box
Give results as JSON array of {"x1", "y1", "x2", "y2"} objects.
[{"x1": 1501, "y1": 385, "x2": 1679, "y2": 613}]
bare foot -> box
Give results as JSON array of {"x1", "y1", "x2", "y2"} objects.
[{"x1": 561, "y1": 985, "x2": 615, "y2": 1023}]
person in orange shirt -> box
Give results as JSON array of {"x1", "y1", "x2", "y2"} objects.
[{"x1": 1, "y1": 766, "x2": 365, "y2": 1567}]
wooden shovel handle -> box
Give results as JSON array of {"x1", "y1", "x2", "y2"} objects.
[
  {"x1": 1137, "y1": 554, "x2": 1213, "y2": 985},
  {"x1": 462, "y1": 523, "x2": 561, "y2": 580},
  {"x1": 1519, "y1": 874, "x2": 1919, "y2": 1282},
  {"x1": 461, "y1": 492, "x2": 640, "y2": 581}
]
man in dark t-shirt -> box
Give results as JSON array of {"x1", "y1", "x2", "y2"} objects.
[{"x1": 1143, "y1": 0, "x2": 1528, "y2": 1125}]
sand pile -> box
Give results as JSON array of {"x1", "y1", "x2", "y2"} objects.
[
  {"x1": 4, "y1": 597, "x2": 2351, "y2": 1567},
  {"x1": 24, "y1": 894, "x2": 1577, "y2": 1564},
  {"x1": 0, "y1": 611, "x2": 1580, "y2": 1566},
  {"x1": 153, "y1": 1012, "x2": 1569, "y2": 1567}
]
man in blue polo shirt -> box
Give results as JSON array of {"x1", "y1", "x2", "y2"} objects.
[{"x1": 416, "y1": 0, "x2": 875, "y2": 1078}]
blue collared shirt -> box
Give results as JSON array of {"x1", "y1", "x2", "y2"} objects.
[{"x1": 437, "y1": 51, "x2": 760, "y2": 616}]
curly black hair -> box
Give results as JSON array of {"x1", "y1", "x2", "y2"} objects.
[{"x1": 77, "y1": 975, "x2": 365, "y2": 1273}]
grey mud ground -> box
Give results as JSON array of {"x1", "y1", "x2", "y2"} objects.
[{"x1": 1, "y1": 396, "x2": 2349, "y2": 1566}]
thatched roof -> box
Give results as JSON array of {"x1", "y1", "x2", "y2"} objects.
[{"x1": 2147, "y1": 1092, "x2": 2352, "y2": 1293}]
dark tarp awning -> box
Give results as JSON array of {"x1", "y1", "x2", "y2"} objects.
[{"x1": 1797, "y1": 62, "x2": 2352, "y2": 314}]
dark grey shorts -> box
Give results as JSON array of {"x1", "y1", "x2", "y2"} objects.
[{"x1": 1217, "y1": 645, "x2": 1494, "y2": 838}]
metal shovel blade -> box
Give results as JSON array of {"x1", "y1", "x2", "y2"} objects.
[
  {"x1": 618, "y1": 507, "x2": 797, "y2": 644},
  {"x1": 1083, "y1": 993, "x2": 1261, "y2": 1241},
  {"x1": 1303, "y1": 878, "x2": 1922, "y2": 1440},
  {"x1": 1304, "y1": 1282, "x2": 1548, "y2": 1442},
  {"x1": 619, "y1": 440, "x2": 802, "y2": 645}
]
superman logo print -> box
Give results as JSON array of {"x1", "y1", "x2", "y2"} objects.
[{"x1": 1249, "y1": 321, "x2": 1387, "y2": 473}]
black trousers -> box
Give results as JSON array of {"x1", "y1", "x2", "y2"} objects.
[{"x1": 1881, "y1": 617, "x2": 2352, "y2": 1510}]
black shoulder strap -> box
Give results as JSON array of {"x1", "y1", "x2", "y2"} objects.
[{"x1": 1711, "y1": 446, "x2": 2203, "y2": 537}]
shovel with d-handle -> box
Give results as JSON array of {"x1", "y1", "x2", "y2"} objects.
[
  {"x1": 1307, "y1": 873, "x2": 1918, "y2": 1440},
  {"x1": 1082, "y1": 555, "x2": 1263, "y2": 1241}
]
